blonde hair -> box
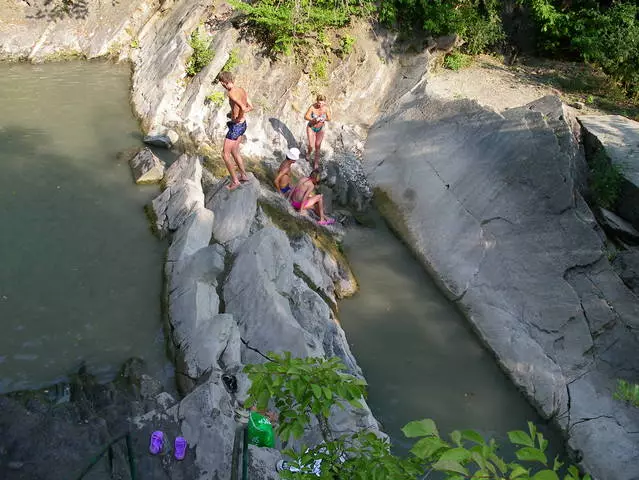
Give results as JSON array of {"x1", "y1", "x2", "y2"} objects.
[{"x1": 316, "y1": 94, "x2": 326, "y2": 102}]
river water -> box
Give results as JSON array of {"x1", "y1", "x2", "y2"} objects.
[
  {"x1": 0, "y1": 61, "x2": 171, "y2": 393},
  {"x1": 339, "y1": 213, "x2": 563, "y2": 460}
]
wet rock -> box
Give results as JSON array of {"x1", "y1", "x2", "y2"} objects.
[
  {"x1": 143, "y1": 134, "x2": 174, "y2": 149},
  {"x1": 129, "y1": 147, "x2": 166, "y2": 184},
  {"x1": 205, "y1": 173, "x2": 259, "y2": 244},
  {"x1": 578, "y1": 115, "x2": 639, "y2": 229}
]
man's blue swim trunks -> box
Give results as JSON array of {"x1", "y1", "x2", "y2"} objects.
[{"x1": 226, "y1": 120, "x2": 247, "y2": 140}]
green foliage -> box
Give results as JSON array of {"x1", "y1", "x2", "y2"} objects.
[
  {"x1": 245, "y1": 353, "x2": 591, "y2": 480},
  {"x1": 186, "y1": 29, "x2": 214, "y2": 77},
  {"x1": 310, "y1": 55, "x2": 329, "y2": 83},
  {"x1": 380, "y1": 0, "x2": 504, "y2": 54},
  {"x1": 338, "y1": 34, "x2": 355, "y2": 57},
  {"x1": 205, "y1": 91, "x2": 225, "y2": 107},
  {"x1": 243, "y1": 353, "x2": 366, "y2": 442},
  {"x1": 526, "y1": 0, "x2": 639, "y2": 98},
  {"x1": 588, "y1": 150, "x2": 624, "y2": 209},
  {"x1": 444, "y1": 52, "x2": 473, "y2": 70},
  {"x1": 222, "y1": 48, "x2": 241, "y2": 72},
  {"x1": 228, "y1": 0, "x2": 374, "y2": 55},
  {"x1": 613, "y1": 379, "x2": 639, "y2": 407}
]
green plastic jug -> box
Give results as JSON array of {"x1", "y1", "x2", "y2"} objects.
[{"x1": 247, "y1": 412, "x2": 275, "y2": 448}]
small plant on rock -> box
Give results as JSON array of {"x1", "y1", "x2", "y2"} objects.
[
  {"x1": 338, "y1": 34, "x2": 355, "y2": 57},
  {"x1": 205, "y1": 91, "x2": 225, "y2": 107},
  {"x1": 186, "y1": 29, "x2": 214, "y2": 77},
  {"x1": 613, "y1": 379, "x2": 639, "y2": 407},
  {"x1": 589, "y1": 149, "x2": 624, "y2": 209},
  {"x1": 444, "y1": 51, "x2": 473, "y2": 71},
  {"x1": 222, "y1": 47, "x2": 242, "y2": 72}
]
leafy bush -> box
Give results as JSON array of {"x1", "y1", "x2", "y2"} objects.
[
  {"x1": 228, "y1": 0, "x2": 374, "y2": 55},
  {"x1": 310, "y1": 55, "x2": 329, "y2": 83},
  {"x1": 245, "y1": 352, "x2": 591, "y2": 480},
  {"x1": 186, "y1": 29, "x2": 214, "y2": 77},
  {"x1": 613, "y1": 379, "x2": 639, "y2": 407},
  {"x1": 444, "y1": 51, "x2": 473, "y2": 70},
  {"x1": 380, "y1": 0, "x2": 504, "y2": 54}
]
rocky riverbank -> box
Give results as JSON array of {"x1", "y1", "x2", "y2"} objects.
[
  {"x1": 364, "y1": 91, "x2": 639, "y2": 478},
  {"x1": 3, "y1": 0, "x2": 639, "y2": 478}
]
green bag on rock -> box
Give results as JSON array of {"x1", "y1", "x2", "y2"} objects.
[{"x1": 247, "y1": 412, "x2": 275, "y2": 448}]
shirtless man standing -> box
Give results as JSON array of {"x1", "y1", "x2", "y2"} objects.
[
  {"x1": 218, "y1": 71, "x2": 253, "y2": 191},
  {"x1": 274, "y1": 147, "x2": 300, "y2": 196},
  {"x1": 289, "y1": 169, "x2": 334, "y2": 225}
]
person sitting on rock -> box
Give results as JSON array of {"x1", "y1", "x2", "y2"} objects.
[
  {"x1": 274, "y1": 147, "x2": 300, "y2": 196},
  {"x1": 289, "y1": 169, "x2": 335, "y2": 225}
]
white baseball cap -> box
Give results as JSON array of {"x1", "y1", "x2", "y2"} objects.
[{"x1": 286, "y1": 147, "x2": 300, "y2": 161}]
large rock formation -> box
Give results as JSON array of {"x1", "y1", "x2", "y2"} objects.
[
  {"x1": 578, "y1": 115, "x2": 639, "y2": 230},
  {"x1": 151, "y1": 154, "x2": 381, "y2": 477},
  {"x1": 364, "y1": 92, "x2": 639, "y2": 479}
]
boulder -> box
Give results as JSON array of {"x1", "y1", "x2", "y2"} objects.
[
  {"x1": 578, "y1": 115, "x2": 639, "y2": 229},
  {"x1": 247, "y1": 445, "x2": 281, "y2": 480},
  {"x1": 612, "y1": 249, "x2": 639, "y2": 295},
  {"x1": 223, "y1": 227, "x2": 321, "y2": 363},
  {"x1": 365, "y1": 93, "x2": 639, "y2": 478},
  {"x1": 205, "y1": 173, "x2": 259, "y2": 244},
  {"x1": 182, "y1": 313, "x2": 241, "y2": 380},
  {"x1": 599, "y1": 208, "x2": 639, "y2": 245},
  {"x1": 177, "y1": 379, "x2": 236, "y2": 480},
  {"x1": 152, "y1": 155, "x2": 204, "y2": 235},
  {"x1": 143, "y1": 134, "x2": 174, "y2": 149},
  {"x1": 166, "y1": 206, "x2": 214, "y2": 272},
  {"x1": 129, "y1": 147, "x2": 165, "y2": 184}
]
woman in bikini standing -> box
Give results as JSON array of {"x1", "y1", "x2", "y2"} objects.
[{"x1": 304, "y1": 94, "x2": 331, "y2": 170}]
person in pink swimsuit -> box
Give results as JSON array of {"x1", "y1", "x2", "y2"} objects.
[{"x1": 289, "y1": 170, "x2": 334, "y2": 225}]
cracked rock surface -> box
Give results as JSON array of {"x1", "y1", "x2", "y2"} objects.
[{"x1": 365, "y1": 93, "x2": 639, "y2": 479}]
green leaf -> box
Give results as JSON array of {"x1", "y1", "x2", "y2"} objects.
[
  {"x1": 409, "y1": 436, "x2": 449, "y2": 459},
  {"x1": 450, "y1": 430, "x2": 462, "y2": 446},
  {"x1": 508, "y1": 430, "x2": 534, "y2": 447},
  {"x1": 552, "y1": 456, "x2": 563, "y2": 471},
  {"x1": 462, "y1": 429, "x2": 485, "y2": 444},
  {"x1": 401, "y1": 419, "x2": 439, "y2": 438},
  {"x1": 311, "y1": 384, "x2": 322, "y2": 398},
  {"x1": 433, "y1": 458, "x2": 468, "y2": 475},
  {"x1": 532, "y1": 470, "x2": 560, "y2": 480},
  {"x1": 510, "y1": 464, "x2": 529, "y2": 479},
  {"x1": 322, "y1": 386, "x2": 333, "y2": 400},
  {"x1": 516, "y1": 447, "x2": 548, "y2": 465},
  {"x1": 439, "y1": 447, "x2": 471, "y2": 463}
]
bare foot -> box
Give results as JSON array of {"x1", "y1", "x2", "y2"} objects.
[
  {"x1": 226, "y1": 181, "x2": 241, "y2": 191},
  {"x1": 239, "y1": 173, "x2": 249, "y2": 183}
]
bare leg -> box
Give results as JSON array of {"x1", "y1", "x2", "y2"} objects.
[
  {"x1": 223, "y1": 138, "x2": 241, "y2": 190},
  {"x1": 301, "y1": 194, "x2": 325, "y2": 222},
  {"x1": 313, "y1": 129, "x2": 325, "y2": 170},
  {"x1": 306, "y1": 126, "x2": 315, "y2": 161},
  {"x1": 232, "y1": 135, "x2": 249, "y2": 182}
]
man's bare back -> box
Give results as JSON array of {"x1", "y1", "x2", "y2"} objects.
[{"x1": 228, "y1": 86, "x2": 250, "y2": 123}]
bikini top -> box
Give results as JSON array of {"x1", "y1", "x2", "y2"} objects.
[{"x1": 311, "y1": 111, "x2": 327, "y2": 121}]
